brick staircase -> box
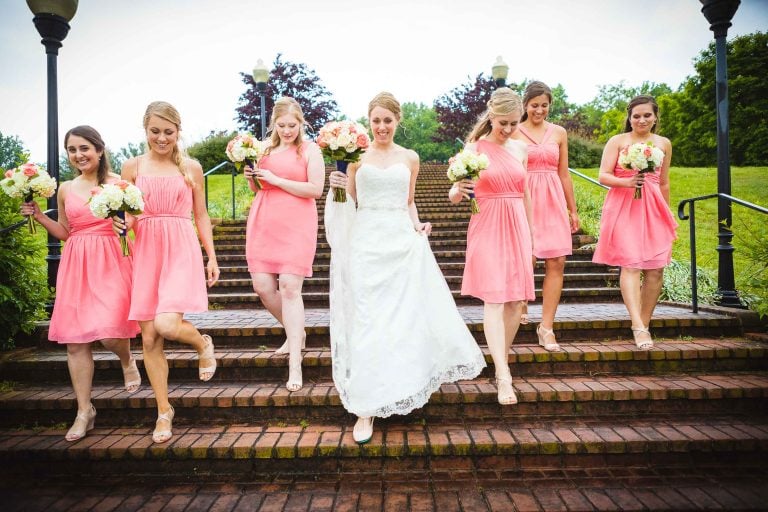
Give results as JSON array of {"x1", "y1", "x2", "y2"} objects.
[{"x1": 0, "y1": 164, "x2": 766, "y2": 511}]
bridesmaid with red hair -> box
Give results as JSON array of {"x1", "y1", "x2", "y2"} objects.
[{"x1": 593, "y1": 95, "x2": 677, "y2": 350}]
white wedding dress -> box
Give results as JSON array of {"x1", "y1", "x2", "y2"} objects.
[{"x1": 325, "y1": 163, "x2": 486, "y2": 418}]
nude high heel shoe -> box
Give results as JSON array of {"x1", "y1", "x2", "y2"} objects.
[{"x1": 65, "y1": 404, "x2": 96, "y2": 442}]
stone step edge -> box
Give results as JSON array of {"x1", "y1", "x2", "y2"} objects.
[
  {"x1": 1, "y1": 417, "x2": 766, "y2": 461},
  {"x1": 7, "y1": 339, "x2": 766, "y2": 369},
  {"x1": 2, "y1": 373, "x2": 767, "y2": 410}
]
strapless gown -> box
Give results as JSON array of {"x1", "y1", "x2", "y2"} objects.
[{"x1": 324, "y1": 163, "x2": 486, "y2": 418}]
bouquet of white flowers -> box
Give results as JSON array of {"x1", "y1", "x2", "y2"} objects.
[
  {"x1": 618, "y1": 142, "x2": 665, "y2": 199},
  {"x1": 0, "y1": 163, "x2": 57, "y2": 233},
  {"x1": 88, "y1": 180, "x2": 144, "y2": 256},
  {"x1": 226, "y1": 133, "x2": 268, "y2": 192},
  {"x1": 447, "y1": 149, "x2": 489, "y2": 214},
  {"x1": 317, "y1": 121, "x2": 371, "y2": 202}
]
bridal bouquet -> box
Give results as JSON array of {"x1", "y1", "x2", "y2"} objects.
[
  {"x1": 0, "y1": 163, "x2": 57, "y2": 233},
  {"x1": 447, "y1": 149, "x2": 489, "y2": 214},
  {"x1": 226, "y1": 133, "x2": 268, "y2": 192},
  {"x1": 88, "y1": 180, "x2": 144, "y2": 256},
  {"x1": 317, "y1": 120, "x2": 370, "y2": 202},
  {"x1": 618, "y1": 142, "x2": 665, "y2": 199}
]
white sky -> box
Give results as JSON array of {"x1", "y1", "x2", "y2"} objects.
[{"x1": 1, "y1": 0, "x2": 767, "y2": 165}]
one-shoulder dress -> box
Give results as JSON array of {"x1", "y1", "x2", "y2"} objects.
[
  {"x1": 49, "y1": 191, "x2": 140, "y2": 342},
  {"x1": 461, "y1": 139, "x2": 535, "y2": 303}
]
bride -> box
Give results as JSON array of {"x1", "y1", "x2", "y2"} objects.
[{"x1": 325, "y1": 92, "x2": 486, "y2": 444}]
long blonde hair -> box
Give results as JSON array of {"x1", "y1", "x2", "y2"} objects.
[
  {"x1": 143, "y1": 101, "x2": 193, "y2": 185},
  {"x1": 466, "y1": 87, "x2": 523, "y2": 143},
  {"x1": 265, "y1": 97, "x2": 307, "y2": 158}
]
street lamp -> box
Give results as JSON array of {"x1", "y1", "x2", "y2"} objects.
[
  {"x1": 491, "y1": 56, "x2": 509, "y2": 88},
  {"x1": 252, "y1": 59, "x2": 269, "y2": 139},
  {"x1": 700, "y1": 0, "x2": 741, "y2": 307},
  {"x1": 27, "y1": 0, "x2": 78, "y2": 300}
]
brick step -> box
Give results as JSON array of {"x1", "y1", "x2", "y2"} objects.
[
  {"x1": 207, "y1": 287, "x2": 624, "y2": 308},
  {"x1": 4, "y1": 339, "x2": 766, "y2": 385},
  {"x1": 1, "y1": 373, "x2": 766, "y2": 426},
  {"x1": 4, "y1": 472, "x2": 767, "y2": 512},
  {"x1": 0, "y1": 416, "x2": 766, "y2": 486},
  {"x1": 210, "y1": 273, "x2": 619, "y2": 294}
]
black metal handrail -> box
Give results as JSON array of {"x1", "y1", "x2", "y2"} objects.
[
  {"x1": 568, "y1": 168, "x2": 609, "y2": 190},
  {"x1": 677, "y1": 192, "x2": 768, "y2": 313},
  {"x1": 203, "y1": 161, "x2": 238, "y2": 219},
  {"x1": 0, "y1": 208, "x2": 56, "y2": 236}
]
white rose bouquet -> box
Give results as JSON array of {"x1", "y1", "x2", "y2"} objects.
[
  {"x1": 88, "y1": 180, "x2": 144, "y2": 256},
  {"x1": 225, "y1": 133, "x2": 268, "y2": 192},
  {"x1": 316, "y1": 120, "x2": 371, "y2": 202},
  {"x1": 618, "y1": 142, "x2": 665, "y2": 199},
  {"x1": 447, "y1": 149, "x2": 489, "y2": 214},
  {"x1": 0, "y1": 163, "x2": 57, "y2": 233}
]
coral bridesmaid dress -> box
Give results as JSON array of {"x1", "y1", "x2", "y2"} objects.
[
  {"x1": 592, "y1": 156, "x2": 678, "y2": 269},
  {"x1": 245, "y1": 144, "x2": 318, "y2": 277},
  {"x1": 129, "y1": 164, "x2": 208, "y2": 321},
  {"x1": 49, "y1": 192, "x2": 139, "y2": 342},
  {"x1": 461, "y1": 139, "x2": 535, "y2": 303},
  {"x1": 519, "y1": 124, "x2": 572, "y2": 259}
]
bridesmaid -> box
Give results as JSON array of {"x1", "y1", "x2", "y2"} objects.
[
  {"x1": 118, "y1": 101, "x2": 220, "y2": 443},
  {"x1": 21, "y1": 126, "x2": 141, "y2": 441},
  {"x1": 512, "y1": 81, "x2": 579, "y2": 352},
  {"x1": 243, "y1": 96, "x2": 325, "y2": 392},
  {"x1": 449, "y1": 87, "x2": 535, "y2": 405},
  {"x1": 592, "y1": 95, "x2": 677, "y2": 350}
]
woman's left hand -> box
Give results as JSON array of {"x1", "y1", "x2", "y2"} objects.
[
  {"x1": 569, "y1": 211, "x2": 580, "y2": 233},
  {"x1": 253, "y1": 167, "x2": 279, "y2": 186},
  {"x1": 206, "y1": 259, "x2": 220, "y2": 287},
  {"x1": 415, "y1": 221, "x2": 432, "y2": 236}
]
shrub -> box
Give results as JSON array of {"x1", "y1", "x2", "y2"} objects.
[
  {"x1": 660, "y1": 259, "x2": 720, "y2": 305},
  {"x1": 734, "y1": 220, "x2": 768, "y2": 318},
  {"x1": 188, "y1": 131, "x2": 235, "y2": 173},
  {"x1": 0, "y1": 193, "x2": 50, "y2": 350},
  {"x1": 568, "y1": 135, "x2": 603, "y2": 168}
]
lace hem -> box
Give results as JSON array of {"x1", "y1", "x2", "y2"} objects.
[{"x1": 334, "y1": 352, "x2": 486, "y2": 419}]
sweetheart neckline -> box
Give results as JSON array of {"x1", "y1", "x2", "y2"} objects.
[{"x1": 358, "y1": 162, "x2": 409, "y2": 172}]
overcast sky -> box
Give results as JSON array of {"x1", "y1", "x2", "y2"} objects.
[{"x1": 1, "y1": 0, "x2": 767, "y2": 165}]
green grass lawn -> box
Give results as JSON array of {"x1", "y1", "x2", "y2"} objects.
[{"x1": 573, "y1": 166, "x2": 768, "y2": 302}]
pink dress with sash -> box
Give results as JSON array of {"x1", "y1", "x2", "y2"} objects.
[
  {"x1": 592, "y1": 154, "x2": 678, "y2": 269},
  {"x1": 49, "y1": 192, "x2": 140, "y2": 343},
  {"x1": 461, "y1": 139, "x2": 535, "y2": 303},
  {"x1": 519, "y1": 124, "x2": 572, "y2": 259}
]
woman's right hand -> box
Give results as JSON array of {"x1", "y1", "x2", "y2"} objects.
[
  {"x1": 453, "y1": 178, "x2": 475, "y2": 200},
  {"x1": 329, "y1": 170, "x2": 348, "y2": 190},
  {"x1": 112, "y1": 215, "x2": 127, "y2": 236},
  {"x1": 20, "y1": 201, "x2": 42, "y2": 220},
  {"x1": 627, "y1": 172, "x2": 646, "y2": 190},
  {"x1": 243, "y1": 164, "x2": 256, "y2": 181}
]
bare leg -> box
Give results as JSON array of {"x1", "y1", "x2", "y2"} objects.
[
  {"x1": 138, "y1": 320, "x2": 172, "y2": 438},
  {"x1": 101, "y1": 338, "x2": 139, "y2": 392},
  {"x1": 279, "y1": 274, "x2": 306, "y2": 391},
  {"x1": 251, "y1": 272, "x2": 283, "y2": 323},
  {"x1": 153, "y1": 312, "x2": 214, "y2": 380},
  {"x1": 484, "y1": 302, "x2": 517, "y2": 405},
  {"x1": 540, "y1": 257, "x2": 565, "y2": 329},
  {"x1": 620, "y1": 267, "x2": 652, "y2": 348},
  {"x1": 65, "y1": 343, "x2": 96, "y2": 441},
  {"x1": 640, "y1": 268, "x2": 664, "y2": 328},
  {"x1": 502, "y1": 300, "x2": 525, "y2": 354}
]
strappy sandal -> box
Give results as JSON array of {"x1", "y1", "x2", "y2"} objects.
[
  {"x1": 631, "y1": 326, "x2": 654, "y2": 351},
  {"x1": 520, "y1": 312, "x2": 530, "y2": 325},
  {"x1": 536, "y1": 325, "x2": 562, "y2": 352},
  {"x1": 65, "y1": 404, "x2": 96, "y2": 442},
  {"x1": 495, "y1": 376, "x2": 518, "y2": 405},
  {"x1": 353, "y1": 416, "x2": 374, "y2": 444},
  {"x1": 198, "y1": 334, "x2": 217, "y2": 381},
  {"x1": 286, "y1": 362, "x2": 303, "y2": 392},
  {"x1": 122, "y1": 357, "x2": 141, "y2": 394},
  {"x1": 152, "y1": 405, "x2": 175, "y2": 444},
  {"x1": 275, "y1": 332, "x2": 307, "y2": 355}
]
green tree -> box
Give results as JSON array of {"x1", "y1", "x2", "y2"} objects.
[
  {"x1": 0, "y1": 132, "x2": 28, "y2": 171},
  {"x1": 58, "y1": 141, "x2": 145, "y2": 181},
  {"x1": 394, "y1": 103, "x2": 454, "y2": 162},
  {"x1": 664, "y1": 31, "x2": 768, "y2": 166},
  {"x1": 188, "y1": 130, "x2": 236, "y2": 173}
]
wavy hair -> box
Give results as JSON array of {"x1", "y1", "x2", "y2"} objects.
[
  {"x1": 265, "y1": 97, "x2": 307, "y2": 158},
  {"x1": 521, "y1": 81, "x2": 553, "y2": 122},
  {"x1": 624, "y1": 95, "x2": 659, "y2": 133},
  {"x1": 466, "y1": 87, "x2": 523, "y2": 143},
  {"x1": 63, "y1": 125, "x2": 112, "y2": 185},
  {"x1": 143, "y1": 101, "x2": 193, "y2": 185}
]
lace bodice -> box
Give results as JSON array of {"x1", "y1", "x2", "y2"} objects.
[{"x1": 355, "y1": 163, "x2": 410, "y2": 210}]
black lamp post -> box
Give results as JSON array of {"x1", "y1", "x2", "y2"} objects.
[
  {"x1": 491, "y1": 56, "x2": 509, "y2": 88},
  {"x1": 700, "y1": 0, "x2": 741, "y2": 308},
  {"x1": 27, "y1": 0, "x2": 78, "y2": 302},
  {"x1": 253, "y1": 59, "x2": 269, "y2": 139}
]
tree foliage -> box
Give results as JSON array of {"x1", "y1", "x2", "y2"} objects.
[
  {"x1": 394, "y1": 103, "x2": 454, "y2": 162},
  {"x1": 434, "y1": 74, "x2": 496, "y2": 147},
  {"x1": 188, "y1": 130, "x2": 236, "y2": 173},
  {"x1": 0, "y1": 132, "x2": 28, "y2": 171},
  {"x1": 235, "y1": 54, "x2": 340, "y2": 139}
]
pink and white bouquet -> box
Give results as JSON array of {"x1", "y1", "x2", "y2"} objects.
[
  {"x1": 317, "y1": 120, "x2": 370, "y2": 202},
  {"x1": 618, "y1": 142, "x2": 665, "y2": 199},
  {"x1": 447, "y1": 149, "x2": 489, "y2": 214},
  {"x1": 88, "y1": 180, "x2": 144, "y2": 256},
  {"x1": 0, "y1": 163, "x2": 57, "y2": 233},
  {"x1": 226, "y1": 133, "x2": 268, "y2": 192}
]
